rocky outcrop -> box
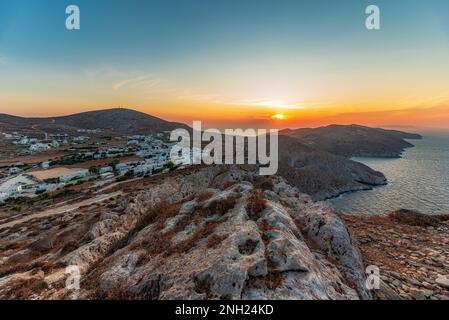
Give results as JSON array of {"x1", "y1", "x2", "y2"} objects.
[
  {"x1": 0, "y1": 165, "x2": 370, "y2": 300},
  {"x1": 80, "y1": 174, "x2": 362, "y2": 300}
]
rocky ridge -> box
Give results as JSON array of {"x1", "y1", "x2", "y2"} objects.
[
  {"x1": 281, "y1": 124, "x2": 422, "y2": 158},
  {"x1": 0, "y1": 165, "x2": 371, "y2": 300}
]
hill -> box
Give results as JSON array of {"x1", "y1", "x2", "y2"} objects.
[
  {"x1": 280, "y1": 124, "x2": 422, "y2": 158},
  {"x1": 0, "y1": 108, "x2": 190, "y2": 135},
  {"x1": 277, "y1": 135, "x2": 387, "y2": 200}
]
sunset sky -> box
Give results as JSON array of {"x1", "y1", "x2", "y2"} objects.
[{"x1": 0, "y1": 0, "x2": 449, "y2": 130}]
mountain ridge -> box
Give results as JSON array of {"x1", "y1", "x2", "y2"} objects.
[
  {"x1": 0, "y1": 108, "x2": 190, "y2": 135},
  {"x1": 280, "y1": 124, "x2": 422, "y2": 158}
]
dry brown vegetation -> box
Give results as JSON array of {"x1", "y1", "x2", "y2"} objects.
[
  {"x1": 196, "y1": 190, "x2": 214, "y2": 202},
  {"x1": 219, "y1": 180, "x2": 238, "y2": 191},
  {"x1": 130, "y1": 197, "x2": 237, "y2": 263},
  {"x1": 388, "y1": 209, "x2": 449, "y2": 227},
  {"x1": 253, "y1": 176, "x2": 274, "y2": 191},
  {"x1": 0, "y1": 260, "x2": 57, "y2": 279},
  {"x1": 86, "y1": 195, "x2": 239, "y2": 299},
  {"x1": 0, "y1": 277, "x2": 49, "y2": 300},
  {"x1": 247, "y1": 189, "x2": 267, "y2": 221},
  {"x1": 206, "y1": 234, "x2": 228, "y2": 249}
]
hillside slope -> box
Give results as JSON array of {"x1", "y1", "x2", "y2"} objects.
[
  {"x1": 0, "y1": 165, "x2": 370, "y2": 300},
  {"x1": 0, "y1": 108, "x2": 189, "y2": 135},
  {"x1": 280, "y1": 124, "x2": 422, "y2": 158},
  {"x1": 277, "y1": 135, "x2": 387, "y2": 200}
]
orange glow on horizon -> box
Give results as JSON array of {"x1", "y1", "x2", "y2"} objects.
[
  {"x1": 271, "y1": 114, "x2": 287, "y2": 120},
  {"x1": 2, "y1": 94, "x2": 449, "y2": 131}
]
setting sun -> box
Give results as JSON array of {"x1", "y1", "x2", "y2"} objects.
[{"x1": 272, "y1": 113, "x2": 287, "y2": 120}]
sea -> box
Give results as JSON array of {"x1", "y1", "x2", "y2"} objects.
[{"x1": 329, "y1": 133, "x2": 449, "y2": 215}]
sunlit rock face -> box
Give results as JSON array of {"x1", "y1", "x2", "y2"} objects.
[{"x1": 0, "y1": 165, "x2": 370, "y2": 300}]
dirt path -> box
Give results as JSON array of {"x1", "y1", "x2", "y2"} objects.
[{"x1": 0, "y1": 191, "x2": 123, "y2": 230}]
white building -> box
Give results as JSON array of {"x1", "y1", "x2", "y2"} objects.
[
  {"x1": 41, "y1": 161, "x2": 50, "y2": 169},
  {"x1": 73, "y1": 136, "x2": 88, "y2": 143},
  {"x1": 29, "y1": 143, "x2": 50, "y2": 152},
  {"x1": 59, "y1": 169, "x2": 90, "y2": 183},
  {"x1": 127, "y1": 140, "x2": 140, "y2": 146},
  {"x1": 0, "y1": 174, "x2": 39, "y2": 196},
  {"x1": 9, "y1": 167, "x2": 22, "y2": 175},
  {"x1": 100, "y1": 172, "x2": 115, "y2": 180},
  {"x1": 99, "y1": 166, "x2": 113, "y2": 174},
  {"x1": 17, "y1": 137, "x2": 30, "y2": 145}
]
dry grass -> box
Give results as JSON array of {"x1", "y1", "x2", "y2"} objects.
[
  {"x1": 203, "y1": 198, "x2": 238, "y2": 217},
  {"x1": 388, "y1": 209, "x2": 449, "y2": 227},
  {"x1": 85, "y1": 195, "x2": 237, "y2": 298},
  {"x1": 132, "y1": 197, "x2": 237, "y2": 265},
  {"x1": 197, "y1": 190, "x2": 214, "y2": 202},
  {"x1": 247, "y1": 190, "x2": 267, "y2": 221},
  {"x1": 253, "y1": 177, "x2": 274, "y2": 191},
  {"x1": 117, "y1": 201, "x2": 182, "y2": 252},
  {"x1": 172, "y1": 221, "x2": 223, "y2": 255},
  {"x1": 0, "y1": 277, "x2": 49, "y2": 300},
  {"x1": 219, "y1": 180, "x2": 237, "y2": 191},
  {"x1": 206, "y1": 234, "x2": 228, "y2": 249},
  {"x1": 0, "y1": 256, "x2": 57, "y2": 278}
]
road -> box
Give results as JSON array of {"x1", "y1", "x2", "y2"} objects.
[{"x1": 0, "y1": 191, "x2": 123, "y2": 230}]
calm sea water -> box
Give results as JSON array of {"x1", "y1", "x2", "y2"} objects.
[{"x1": 329, "y1": 134, "x2": 449, "y2": 215}]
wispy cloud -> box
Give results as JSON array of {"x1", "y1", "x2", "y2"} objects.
[
  {"x1": 177, "y1": 90, "x2": 222, "y2": 103},
  {"x1": 113, "y1": 74, "x2": 162, "y2": 91},
  {"x1": 228, "y1": 99, "x2": 304, "y2": 110}
]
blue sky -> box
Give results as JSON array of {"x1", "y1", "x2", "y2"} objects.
[
  {"x1": 0, "y1": 0, "x2": 448, "y2": 128},
  {"x1": 1, "y1": 0, "x2": 447, "y2": 69}
]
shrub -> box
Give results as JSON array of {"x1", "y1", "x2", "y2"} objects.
[
  {"x1": 164, "y1": 161, "x2": 175, "y2": 171},
  {"x1": 247, "y1": 190, "x2": 266, "y2": 221},
  {"x1": 88, "y1": 166, "x2": 99, "y2": 174},
  {"x1": 197, "y1": 190, "x2": 213, "y2": 202},
  {"x1": 253, "y1": 177, "x2": 274, "y2": 191},
  {"x1": 206, "y1": 198, "x2": 237, "y2": 216}
]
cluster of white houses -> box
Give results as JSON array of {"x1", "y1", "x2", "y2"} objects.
[
  {"x1": 1, "y1": 132, "x2": 92, "y2": 154},
  {"x1": 0, "y1": 154, "x2": 180, "y2": 203},
  {"x1": 0, "y1": 131, "x2": 198, "y2": 203}
]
